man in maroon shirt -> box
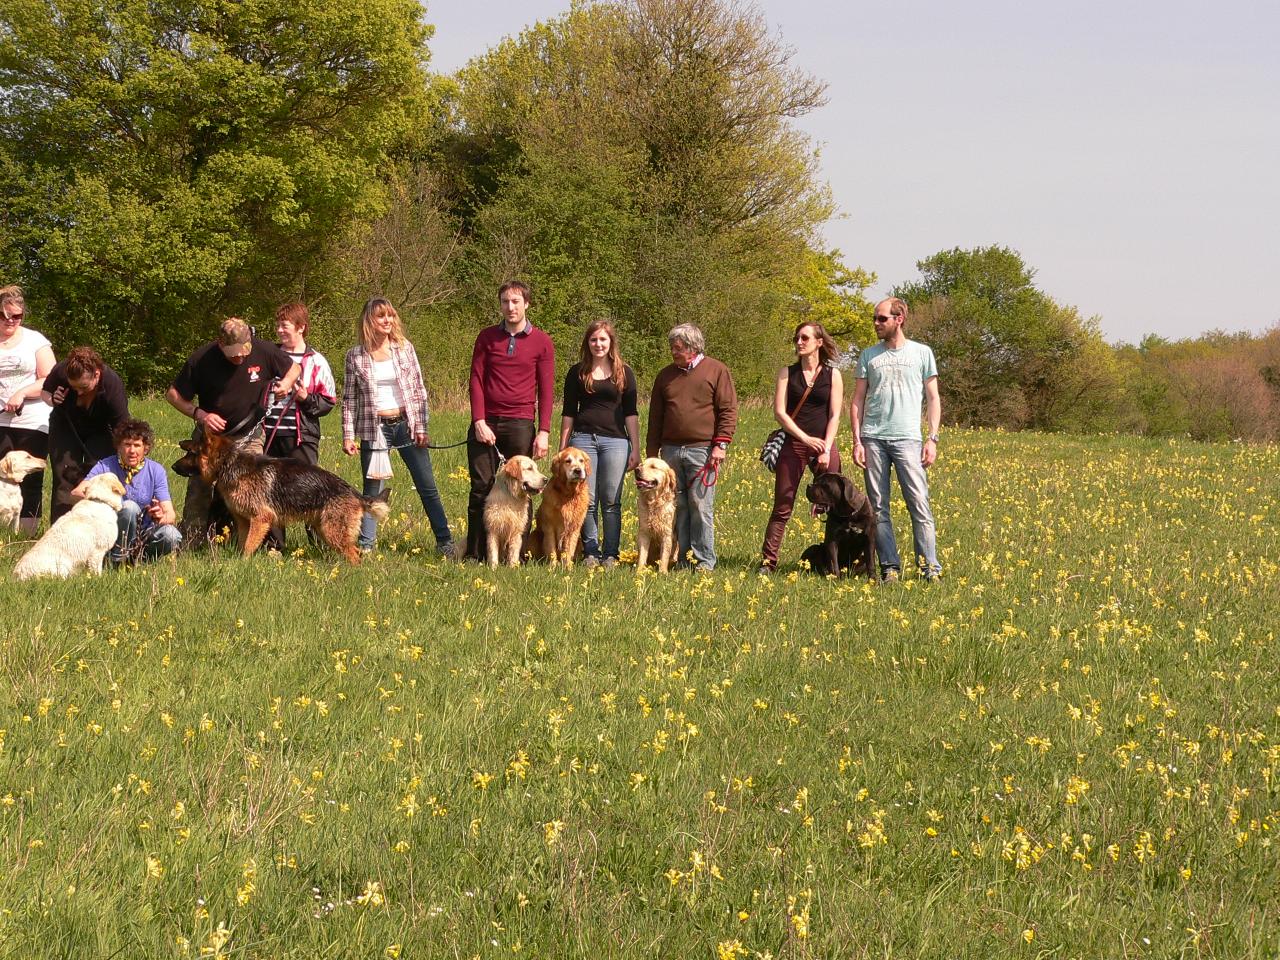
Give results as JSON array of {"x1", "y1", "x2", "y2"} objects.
[{"x1": 463, "y1": 281, "x2": 556, "y2": 561}]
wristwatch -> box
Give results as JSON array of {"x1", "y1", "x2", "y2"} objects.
[
  {"x1": 927, "y1": 433, "x2": 940, "y2": 443},
  {"x1": 713, "y1": 440, "x2": 729, "y2": 451}
]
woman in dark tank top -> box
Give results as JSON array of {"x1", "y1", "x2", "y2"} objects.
[{"x1": 759, "y1": 321, "x2": 844, "y2": 573}]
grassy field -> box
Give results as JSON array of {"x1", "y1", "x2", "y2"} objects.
[{"x1": 1, "y1": 401, "x2": 1277, "y2": 959}]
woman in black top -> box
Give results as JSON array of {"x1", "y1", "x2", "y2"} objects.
[
  {"x1": 559, "y1": 320, "x2": 640, "y2": 568},
  {"x1": 759, "y1": 321, "x2": 844, "y2": 572},
  {"x1": 42, "y1": 346, "x2": 129, "y2": 522}
]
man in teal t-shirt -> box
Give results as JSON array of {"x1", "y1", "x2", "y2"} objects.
[{"x1": 850, "y1": 297, "x2": 942, "y2": 581}]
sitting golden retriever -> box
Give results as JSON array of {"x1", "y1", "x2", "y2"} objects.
[
  {"x1": 634, "y1": 456, "x2": 676, "y2": 572},
  {"x1": 529, "y1": 446, "x2": 591, "y2": 567},
  {"x1": 485, "y1": 455, "x2": 548, "y2": 568}
]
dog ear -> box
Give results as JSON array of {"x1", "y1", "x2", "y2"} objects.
[
  {"x1": 0, "y1": 457, "x2": 12, "y2": 483},
  {"x1": 179, "y1": 439, "x2": 197, "y2": 453},
  {"x1": 503, "y1": 457, "x2": 522, "y2": 479},
  {"x1": 836, "y1": 474, "x2": 857, "y2": 510}
]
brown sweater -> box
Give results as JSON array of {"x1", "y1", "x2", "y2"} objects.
[{"x1": 645, "y1": 356, "x2": 739, "y2": 456}]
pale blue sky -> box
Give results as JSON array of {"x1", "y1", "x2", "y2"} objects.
[{"x1": 426, "y1": 0, "x2": 1279, "y2": 343}]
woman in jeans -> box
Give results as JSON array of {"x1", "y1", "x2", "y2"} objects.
[
  {"x1": 758, "y1": 321, "x2": 844, "y2": 573},
  {"x1": 559, "y1": 320, "x2": 639, "y2": 569},
  {"x1": 341, "y1": 298, "x2": 455, "y2": 557}
]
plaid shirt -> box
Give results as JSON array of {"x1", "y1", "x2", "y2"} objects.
[{"x1": 342, "y1": 341, "x2": 430, "y2": 442}]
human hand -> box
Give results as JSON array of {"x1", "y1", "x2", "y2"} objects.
[
  {"x1": 816, "y1": 450, "x2": 831, "y2": 471},
  {"x1": 626, "y1": 449, "x2": 640, "y2": 471},
  {"x1": 853, "y1": 441, "x2": 866, "y2": 469},
  {"x1": 803, "y1": 434, "x2": 826, "y2": 455},
  {"x1": 2, "y1": 396, "x2": 21, "y2": 414},
  {"x1": 414, "y1": 432, "x2": 429, "y2": 448},
  {"x1": 533, "y1": 431, "x2": 550, "y2": 459},
  {"x1": 270, "y1": 379, "x2": 290, "y2": 398},
  {"x1": 709, "y1": 444, "x2": 727, "y2": 466},
  {"x1": 146, "y1": 499, "x2": 164, "y2": 522},
  {"x1": 293, "y1": 383, "x2": 309, "y2": 402},
  {"x1": 474, "y1": 420, "x2": 497, "y2": 445},
  {"x1": 51, "y1": 386, "x2": 69, "y2": 405},
  {"x1": 200, "y1": 411, "x2": 228, "y2": 433},
  {"x1": 343, "y1": 439, "x2": 358, "y2": 456},
  {"x1": 922, "y1": 438, "x2": 937, "y2": 468}
]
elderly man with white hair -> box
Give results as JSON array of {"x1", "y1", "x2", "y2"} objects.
[{"x1": 644, "y1": 323, "x2": 738, "y2": 571}]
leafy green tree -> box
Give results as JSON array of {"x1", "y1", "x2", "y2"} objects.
[
  {"x1": 443, "y1": 0, "x2": 841, "y2": 389},
  {"x1": 894, "y1": 246, "x2": 1124, "y2": 431},
  {"x1": 0, "y1": 0, "x2": 432, "y2": 385}
]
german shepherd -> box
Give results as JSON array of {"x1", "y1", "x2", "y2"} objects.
[{"x1": 175, "y1": 432, "x2": 389, "y2": 563}]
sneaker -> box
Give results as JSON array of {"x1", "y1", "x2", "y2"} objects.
[
  {"x1": 583, "y1": 555, "x2": 601, "y2": 569},
  {"x1": 880, "y1": 568, "x2": 900, "y2": 583},
  {"x1": 436, "y1": 541, "x2": 459, "y2": 561},
  {"x1": 601, "y1": 557, "x2": 617, "y2": 570},
  {"x1": 923, "y1": 570, "x2": 941, "y2": 583},
  {"x1": 756, "y1": 564, "x2": 774, "y2": 576}
]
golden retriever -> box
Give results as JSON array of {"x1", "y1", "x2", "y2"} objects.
[
  {"x1": 529, "y1": 446, "x2": 591, "y2": 567},
  {"x1": 14, "y1": 473, "x2": 125, "y2": 579},
  {"x1": 485, "y1": 455, "x2": 548, "y2": 567},
  {"x1": 0, "y1": 450, "x2": 46, "y2": 531},
  {"x1": 634, "y1": 456, "x2": 676, "y2": 572}
]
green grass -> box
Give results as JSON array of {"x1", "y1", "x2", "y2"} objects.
[{"x1": 1, "y1": 401, "x2": 1277, "y2": 959}]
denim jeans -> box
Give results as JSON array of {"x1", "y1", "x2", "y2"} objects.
[
  {"x1": 661, "y1": 443, "x2": 718, "y2": 570},
  {"x1": 862, "y1": 437, "x2": 940, "y2": 576},
  {"x1": 359, "y1": 418, "x2": 452, "y2": 550},
  {"x1": 570, "y1": 432, "x2": 630, "y2": 559},
  {"x1": 113, "y1": 500, "x2": 183, "y2": 562}
]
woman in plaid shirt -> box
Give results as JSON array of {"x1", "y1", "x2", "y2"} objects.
[{"x1": 342, "y1": 298, "x2": 455, "y2": 556}]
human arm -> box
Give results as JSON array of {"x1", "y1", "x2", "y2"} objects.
[
  {"x1": 817, "y1": 369, "x2": 843, "y2": 471},
  {"x1": 922, "y1": 375, "x2": 941, "y2": 468},
  {"x1": 644, "y1": 371, "x2": 665, "y2": 459},
  {"x1": 468, "y1": 332, "x2": 496, "y2": 445},
  {"x1": 5, "y1": 344, "x2": 55, "y2": 411},
  {"x1": 532, "y1": 336, "x2": 554, "y2": 459},
  {"x1": 166, "y1": 385, "x2": 226, "y2": 433},
  {"x1": 625, "y1": 414, "x2": 641, "y2": 470},
  {"x1": 148, "y1": 498, "x2": 177, "y2": 526},
  {"x1": 341, "y1": 349, "x2": 359, "y2": 455},
  {"x1": 402, "y1": 343, "x2": 430, "y2": 447},
  {"x1": 709, "y1": 364, "x2": 738, "y2": 467},
  {"x1": 850, "y1": 376, "x2": 868, "y2": 469},
  {"x1": 559, "y1": 367, "x2": 578, "y2": 450},
  {"x1": 272, "y1": 360, "x2": 301, "y2": 397},
  {"x1": 297, "y1": 353, "x2": 337, "y2": 416}
]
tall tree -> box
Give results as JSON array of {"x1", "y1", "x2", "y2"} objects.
[
  {"x1": 0, "y1": 0, "x2": 432, "y2": 385},
  {"x1": 447, "y1": 0, "x2": 839, "y2": 385},
  {"x1": 894, "y1": 246, "x2": 1122, "y2": 431}
]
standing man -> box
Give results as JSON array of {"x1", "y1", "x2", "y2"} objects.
[
  {"x1": 165, "y1": 318, "x2": 299, "y2": 543},
  {"x1": 646, "y1": 323, "x2": 738, "y2": 572},
  {"x1": 463, "y1": 281, "x2": 555, "y2": 562},
  {"x1": 850, "y1": 297, "x2": 942, "y2": 582}
]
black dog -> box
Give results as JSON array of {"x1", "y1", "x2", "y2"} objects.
[{"x1": 799, "y1": 473, "x2": 877, "y2": 579}]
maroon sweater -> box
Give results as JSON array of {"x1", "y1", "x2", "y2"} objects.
[{"x1": 468, "y1": 323, "x2": 556, "y2": 431}]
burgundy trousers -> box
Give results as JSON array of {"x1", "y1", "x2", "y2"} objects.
[{"x1": 760, "y1": 437, "x2": 842, "y2": 569}]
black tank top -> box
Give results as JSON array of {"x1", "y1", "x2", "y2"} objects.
[{"x1": 786, "y1": 363, "x2": 833, "y2": 437}]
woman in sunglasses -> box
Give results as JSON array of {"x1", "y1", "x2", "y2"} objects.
[{"x1": 0, "y1": 286, "x2": 56, "y2": 535}]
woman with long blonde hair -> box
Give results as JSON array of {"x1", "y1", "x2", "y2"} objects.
[
  {"x1": 341, "y1": 298, "x2": 454, "y2": 556},
  {"x1": 558, "y1": 319, "x2": 639, "y2": 568}
]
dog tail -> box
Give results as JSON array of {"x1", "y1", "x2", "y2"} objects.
[{"x1": 362, "y1": 487, "x2": 391, "y2": 521}]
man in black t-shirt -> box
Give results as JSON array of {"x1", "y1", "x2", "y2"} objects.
[{"x1": 165, "y1": 318, "x2": 299, "y2": 544}]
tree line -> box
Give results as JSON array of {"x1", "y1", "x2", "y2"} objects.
[{"x1": 2, "y1": 0, "x2": 1273, "y2": 441}]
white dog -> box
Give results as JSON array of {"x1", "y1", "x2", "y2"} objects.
[
  {"x1": 13, "y1": 473, "x2": 126, "y2": 580},
  {"x1": 0, "y1": 450, "x2": 46, "y2": 531}
]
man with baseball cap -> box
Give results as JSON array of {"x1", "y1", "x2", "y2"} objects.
[{"x1": 165, "y1": 318, "x2": 299, "y2": 544}]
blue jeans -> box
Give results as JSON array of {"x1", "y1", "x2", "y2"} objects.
[
  {"x1": 661, "y1": 443, "x2": 717, "y2": 570},
  {"x1": 359, "y1": 419, "x2": 452, "y2": 550},
  {"x1": 862, "y1": 438, "x2": 940, "y2": 576},
  {"x1": 570, "y1": 432, "x2": 630, "y2": 559},
  {"x1": 113, "y1": 500, "x2": 183, "y2": 562}
]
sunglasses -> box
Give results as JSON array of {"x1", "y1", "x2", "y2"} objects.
[
  {"x1": 2, "y1": 312, "x2": 22, "y2": 322},
  {"x1": 873, "y1": 315, "x2": 895, "y2": 323}
]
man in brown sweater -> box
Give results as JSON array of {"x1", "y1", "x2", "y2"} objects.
[{"x1": 645, "y1": 323, "x2": 738, "y2": 571}]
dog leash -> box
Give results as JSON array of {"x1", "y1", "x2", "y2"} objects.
[{"x1": 689, "y1": 458, "x2": 719, "y2": 491}]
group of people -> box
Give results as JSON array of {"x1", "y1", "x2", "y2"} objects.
[{"x1": 0, "y1": 279, "x2": 942, "y2": 579}]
